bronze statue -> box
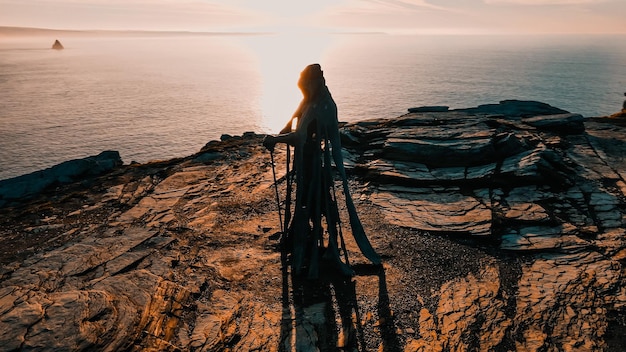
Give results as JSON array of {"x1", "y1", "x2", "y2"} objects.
[{"x1": 264, "y1": 64, "x2": 381, "y2": 279}]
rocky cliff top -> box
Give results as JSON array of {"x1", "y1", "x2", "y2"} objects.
[{"x1": 2, "y1": 100, "x2": 626, "y2": 351}]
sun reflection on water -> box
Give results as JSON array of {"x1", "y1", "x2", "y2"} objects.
[{"x1": 238, "y1": 33, "x2": 335, "y2": 133}]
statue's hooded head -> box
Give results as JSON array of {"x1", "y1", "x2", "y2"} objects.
[{"x1": 298, "y1": 64, "x2": 325, "y2": 100}]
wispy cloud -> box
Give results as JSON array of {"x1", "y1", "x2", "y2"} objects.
[
  {"x1": 0, "y1": 0, "x2": 258, "y2": 30},
  {"x1": 0, "y1": 0, "x2": 623, "y2": 33},
  {"x1": 363, "y1": 0, "x2": 451, "y2": 11},
  {"x1": 483, "y1": 0, "x2": 609, "y2": 4}
]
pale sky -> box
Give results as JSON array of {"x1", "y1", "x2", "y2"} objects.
[{"x1": 1, "y1": 0, "x2": 625, "y2": 34}]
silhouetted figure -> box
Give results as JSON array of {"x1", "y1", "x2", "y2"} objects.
[
  {"x1": 52, "y1": 39, "x2": 64, "y2": 50},
  {"x1": 264, "y1": 64, "x2": 381, "y2": 279},
  {"x1": 623, "y1": 92, "x2": 626, "y2": 111}
]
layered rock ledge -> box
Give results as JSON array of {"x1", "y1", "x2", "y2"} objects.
[{"x1": 2, "y1": 100, "x2": 626, "y2": 351}]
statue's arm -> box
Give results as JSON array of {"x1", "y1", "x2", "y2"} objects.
[
  {"x1": 263, "y1": 120, "x2": 307, "y2": 150},
  {"x1": 263, "y1": 101, "x2": 314, "y2": 151},
  {"x1": 269, "y1": 132, "x2": 297, "y2": 146},
  {"x1": 281, "y1": 99, "x2": 308, "y2": 134},
  {"x1": 279, "y1": 117, "x2": 294, "y2": 134}
]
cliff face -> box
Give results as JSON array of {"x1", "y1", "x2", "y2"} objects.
[{"x1": 1, "y1": 101, "x2": 626, "y2": 351}]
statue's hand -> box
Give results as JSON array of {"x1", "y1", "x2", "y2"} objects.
[{"x1": 263, "y1": 135, "x2": 276, "y2": 152}]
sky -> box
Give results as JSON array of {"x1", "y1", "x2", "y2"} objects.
[{"x1": 1, "y1": 0, "x2": 625, "y2": 34}]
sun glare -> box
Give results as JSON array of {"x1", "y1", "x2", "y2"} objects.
[{"x1": 240, "y1": 33, "x2": 335, "y2": 133}]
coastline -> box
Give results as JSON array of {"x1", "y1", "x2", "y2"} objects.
[{"x1": 3, "y1": 34, "x2": 625, "y2": 181}]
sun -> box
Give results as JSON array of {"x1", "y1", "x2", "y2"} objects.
[{"x1": 239, "y1": 33, "x2": 335, "y2": 133}]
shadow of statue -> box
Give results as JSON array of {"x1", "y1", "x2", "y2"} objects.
[
  {"x1": 279, "y1": 255, "x2": 400, "y2": 351},
  {"x1": 353, "y1": 263, "x2": 402, "y2": 351},
  {"x1": 279, "y1": 249, "x2": 361, "y2": 351}
]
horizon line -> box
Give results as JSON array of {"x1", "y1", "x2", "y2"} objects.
[
  {"x1": 0, "y1": 26, "x2": 390, "y2": 36},
  {"x1": 2, "y1": 26, "x2": 626, "y2": 37}
]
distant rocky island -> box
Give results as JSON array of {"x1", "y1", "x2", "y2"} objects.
[
  {"x1": 1, "y1": 100, "x2": 626, "y2": 351},
  {"x1": 51, "y1": 39, "x2": 63, "y2": 50}
]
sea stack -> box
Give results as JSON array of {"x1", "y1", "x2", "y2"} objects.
[{"x1": 52, "y1": 39, "x2": 64, "y2": 50}]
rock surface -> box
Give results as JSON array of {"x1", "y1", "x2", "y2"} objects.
[{"x1": 2, "y1": 100, "x2": 626, "y2": 351}]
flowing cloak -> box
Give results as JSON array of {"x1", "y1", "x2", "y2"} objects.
[{"x1": 286, "y1": 85, "x2": 381, "y2": 278}]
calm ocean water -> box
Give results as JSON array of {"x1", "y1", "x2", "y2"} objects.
[{"x1": 1, "y1": 33, "x2": 625, "y2": 180}]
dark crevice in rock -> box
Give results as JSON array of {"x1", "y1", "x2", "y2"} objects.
[{"x1": 605, "y1": 310, "x2": 626, "y2": 352}]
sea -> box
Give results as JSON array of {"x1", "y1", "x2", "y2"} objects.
[{"x1": 1, "y1": 33, "x2": 625, "y2": 180}]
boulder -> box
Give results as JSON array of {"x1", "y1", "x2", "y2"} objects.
[
  {"x1": 408, "y1": 106, "x2": 449, "y2": 113},
  {"x1": 0, "y1": 151, "x2": 122, "y2": 205},
  {"x1": 457, "y1": 100, "x2": 569, "y2": 119}
]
